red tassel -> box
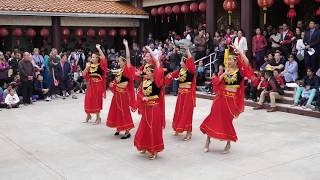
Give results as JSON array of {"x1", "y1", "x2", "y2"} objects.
[{"x1": 287, "y1": 8, "x2": 296, "y2": 18}]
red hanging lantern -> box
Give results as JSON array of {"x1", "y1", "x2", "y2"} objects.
[
  {"x1": 130, "y1": 29, "x2": 137, "y2": 38},
  {"x1": 190, "y1": 2, "x2": 199, "y2": 13},
  {"x1": 98, "y1": 29, "x2": 106, "y2": 37},
  {"x1": 199, "y1": 2, "x2": 207, "y2": 13},
  {"x1": 119, "y1": 29, "x2": 127, "y2": 37},
  {"x1": 0, "y1": 28, "x2": 9, "y2": 46},
  {"x1": 165, "y1": 6, "x2": 172, "y2": 22},
  {"x1": 109, "y1": 29, "x2": 117, "y2": 37},
  {"x1": 257, "y1": 0, "x2": 275, "y2": 25},
  {"x1": 151, "y1": 8, "x2": 158, "y2": 16},
  {"x1": 40, "y1": 28, "x2": 49, "y2": 45},
  {"x1": 223, "y1": 0, "x2": 237, "y2": 25},
  {"x1": 75, "y1": 28, "x2": 83, "y2": 37},
  {"x1": 317, "y1": 7, "x2": 320, "y2": 16},
  {"x1": 87, "y1": 28, "x2": 95, "y2": 37},
  {"x1": 283, "y1": 0, "x2": 300, "y2": 24},
  {"x1": 158, "y1": 6, "x2": 165, "y2": 23},
  {"x1": 172, "y1": 5, "x2": 181, "y2": 21},
  {"x1": 26, "y1": 28, "x2": 36, "y2": 43},
  {"x1": 181, "y1": 4, "x2": 190, "y2": 14},
  {"x1": 26, "y1": 28, "x2": 36, "y2": 38},
  {"x1": 40, "y1": 28, "x2": 49, "y2": 38},
  {"x1": 12, "y1": 28, "x2": 22, "y2": 46},
  {"x1": 62, "y1": 28, "x2": 70, "y2": 45}
]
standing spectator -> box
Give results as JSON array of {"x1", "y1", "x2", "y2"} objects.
[
  {"x1": 224, "y1": 28, "x2": 232, "y2": 46},
  {"x1": 297, "y1": 20, "x2": 304, "y2": 30},
  {"x1": 131, "y1": 42, "x2": 142, "y2": 68},
  {"x1": 252, "y1": 27, "x2": 268, "y2": 69},
  {"x1": 8, "y1": 51, "x2": 21, "y2": 80},
  {"x1": 4, "y1": 89, "x2": 20, "y2": 108},
  {"x1": 269, "y1": 26, "x2": 282, "y2": 53},
  {"x1": 205, "y1": 32, "x2": 215, "y2": 55},
  {"x1": 292, "y1": 68, "x2": 319, "y2": 109},
  {"x1": 0, "y1": 51, "x2": 9, "y2": 87},
  {"x1": 296, "y1": 31, "x2": 306, "y2": 78},
  {"x1": 32, "y1": 48, "x2": 44, "y2": 75},
  {"x1": 254, "y1": 71, "x2": 283, "y2": 112},
  {"x1": 68, "y1": 45, "x2": 86, "y2": 71},
  {"x1": 304, "y1": 20, "x2": 320, "y2": 72},
  {"x1": 56, "y1": 53, "x2": 77, "y2": 99},
  {"x1": 292, "y1": 27, "x2": 302, "y2": 53},
  {"x1": 146, "y1": 33, "x2": 154, "y2": 45},
  {"x1": 194, "y1": 29, "x2": 206, "y2": 61},
  {"x1": 279, "y1": 23, "x2": 294, "y2": 55},
  {"x1": 196, "y1": 60, "x2": 206, "y2": 86},
  {"x1": 18, "y1": 52, "x2": 34, "y2": 104},
  {"x1": 281, "y1": 53, "x2": 298, "y2": 82},
  {"x1": 168, "y1": 46, "x2": 182, "y2": 96},
  {"x1": 48, "y1": 48, "x2": 60, "y2": 100},
  {"x1": 233, "y1": 29, "x2": 248, "y2": 54}
]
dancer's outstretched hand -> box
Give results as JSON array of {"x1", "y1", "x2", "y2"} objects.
[
  {"x1": 96, "y1": 44, "x2": 101, "y2": 49},
  {"x1": 123, "y1": 39, "x2": 128, "y2": 46}
]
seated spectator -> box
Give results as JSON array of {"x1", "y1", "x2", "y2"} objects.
[
  {"x1": 0, "y1": 86, "x2": 5, "y2": 108},
  {"x1": 260, "y1": 52, "x2": 274, "y2": 71},
  {"x1": 256, "y1": 73, "x2": 269, "y2": 100},
  {"x1": 265, "y1": 52, "x2": 285, "y2": 71},
  {"x1": 281, "y1": 53, "x2": 298, "y2": 82},
  {"x1": 5, "y1": 88, "x2": 20, "y2": 109},
  {"x1": 254, "y1": 70, "x2": 284, "y2": 112},
  {"x1": 34, "y1": 74, "x2": 49, "y2": 101},
  {"x1": 245, "y1": 71, "x2": 262, "y2": 101},
  {"x1": 298, "y1": 85, "x2": 313, "y2": 107},
  {"x1": 273, "y1": 69, "x2": 285, "y2": 89},
  {"x1": 2, "y1": 84, "x2": 13, "y2": 99},
  {"x1": 293, "y1": 68, "x2": 319, "y2": 109},
  {"x1": 196, "y1": 60, "x2": 206, "y2": 86}
]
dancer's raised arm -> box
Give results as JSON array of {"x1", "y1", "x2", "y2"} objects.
[
  {"x1": 123, "y1": 39, "x2": 131, "y2": 67},
  {"x1": 96, "y1": 44, "x2": 106, "y2": 60}
]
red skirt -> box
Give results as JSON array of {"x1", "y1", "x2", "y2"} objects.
[
  {"x1": 172, "y1": 88, "x2": 194, "y2": 133},
  {"x1": 200, "y1": 90, "x2": 241, "y2": 142},
  {"x1": 84, "y1": 78, "x2": 104, "y2": 113},
  {"x1": 134, "y1": 100, "x2": 164, "y2": 154},
  {"x1": 106, "y1": 88, "x2": 134, "y2": 132}
]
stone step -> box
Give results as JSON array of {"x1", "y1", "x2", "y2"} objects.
[{"x1": 195, "y1": 92, "x2": 320, "y2": 118}]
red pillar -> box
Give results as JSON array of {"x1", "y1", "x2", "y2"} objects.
[
  {"x1": 51, "y1": 17, "x2": 61, "y2": 51},
  {"x1": 206, "y1": 0, "x2": 217, "y2": 35},
  {"x1": 241, "y1": 0, "x2": 253, "y2": 60}
]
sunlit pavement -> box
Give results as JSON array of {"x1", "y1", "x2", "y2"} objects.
[{"x1": 0, "y1": 92, "x2": 319, "y2": 180}]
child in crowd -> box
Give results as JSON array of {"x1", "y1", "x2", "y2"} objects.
[
  {"x1": 5, "y1": 88, "x2": 20, "y2": 108},
  {"x1": 299, "y1": 85, "x2": 312, "y2": 108},
  {"x1": 273, "y1": 69, "x2": 285, "y2": 89},
  {"x1": 257, "y1": 74, "x2": 269, "y2": 99},
  {"x1": 73, "y1": 65, "x2": 86, "y2": 93},
  {"x1": 196, "y1": 60, "x2": 206, "y2": 86}
]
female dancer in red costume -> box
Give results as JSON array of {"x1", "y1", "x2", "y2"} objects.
[
  {"x1": 83, "y1": 44, "x2": 107, "y2": 124},
  {"x1": 200, "y1": 45, "x2": 254, "y2": 154},
  {"x1": 107, "y1": 39, "x2": 136, "y2": 139},
  {"x1": 134, "y1": 46, "x2": 165, "y2": 160},
  {"x1": 165, "y1": 44, "x2": 196, "y2": 141}
]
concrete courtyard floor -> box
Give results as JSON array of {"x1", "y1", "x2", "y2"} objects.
[{"x1": 0, "y1": 93, "x2": 320, "y2": 180}]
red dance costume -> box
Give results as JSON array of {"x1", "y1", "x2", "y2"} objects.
[
  {"x1": 134, "y1": 66, "x2": 165, "y2": 154},
  {"x1": 84, "y1": 58, "x2": 107, "y2": 113},
  {"x1": 165, "y1": 57, "x2": 196, "y2": 133},
  {"x1": 200, "y1": 57, "x2": 254, "y2": 142},
  {"x1": 106, "y1": 65, "x2": 136, "y2": 132}
]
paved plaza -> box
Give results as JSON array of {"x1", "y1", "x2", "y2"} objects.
[{"x1": 0, "y1": 93, "x2": 319, "y2": 180}]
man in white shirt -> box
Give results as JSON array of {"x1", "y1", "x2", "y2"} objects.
[{"x1": 5, "y1": 89, "x2": 20, "y2": 108}]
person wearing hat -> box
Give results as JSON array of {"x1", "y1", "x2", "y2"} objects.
[
  {"x1": 106, "y1": 39, "x2": 137, "y2": 139},
  {"x1": 200, "y1": 44, "x2": 254, "y2": 154},
  {"x1": 165, "y1": 43, "x2": 196, "y2": 141},
  {"x1": 134, "y1": 46, "x2": 165, "y2": 160}
]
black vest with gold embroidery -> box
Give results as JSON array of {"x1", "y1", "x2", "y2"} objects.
[
  {"x1": 115, "y1": 71, "x2": 129, "y2": 84},
  {"x1": 179, "y1": 68, "x2": 194, "y2": 83},
  {"x1": 224, "y1": 69, "x2": 243, "y2": 88},
  {"x1": 142, "y1": 79, "x2": 161, "y2": 98},
  {"x1": 89, "y1": 64, "x2": 103, "y2": 78}
]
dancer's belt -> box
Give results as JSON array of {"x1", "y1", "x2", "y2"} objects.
[
  {"x1": 115, "y1": 86, "x2": 127, "y2": 93},
  {"x1": 178, "y1": 88, "x2": 191, "y2": 94},
  {"x1": 144, "y1": 100, "x2": 159, "y2": 106},
  {"x1": 90, "y1": 77, "x2": 102, "y2": 83},
  {"x1": 179, "y1": 82, "x2": 192, "y2": 88},
  {"x1": 223, "y1": 90, "x2": 236, "y2": 97}
]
